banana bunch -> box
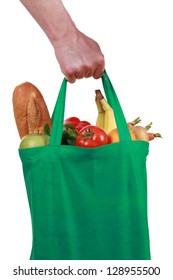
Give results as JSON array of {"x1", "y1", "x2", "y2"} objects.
[{"x1": 95, "y1": 90, "x2": 117, "y2": 133}]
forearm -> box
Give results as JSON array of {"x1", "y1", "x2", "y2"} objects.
[
  {"x1": 19, "y1": 0, "x2": 105, "y2": 82},
  {"x1": 19, "y1": 0, "x2": 78, "y2": 46}
]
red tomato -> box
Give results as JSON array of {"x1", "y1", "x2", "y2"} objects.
[
  {"x1": 64, "y1": 117, "x2": 80, "y2": 124},
  {"x1": 80, "y1": 121, "x2": 91, "y2": 126},
  {"x1": 76, "y1": 125, "x2": 108, "y2": 148},
  {"x1": 64, "y1": 120, "x2": 79, "y2": 129},
  {"x1": 64, "y1": 117, "x2": 91, "y2": 132},
  {"x1": 75, "y1": 124, "x2": 84, "y2": 131},
  {"x1": 76, "y1": 121, "x2": 91, "y2": 131},
  {"x1": 64, "y1": 116, "x2": 80, "y2": 130}
]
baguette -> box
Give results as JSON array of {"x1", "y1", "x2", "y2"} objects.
[{"x1": 13, "y1": 82, "x2": 52, "y2": 138}]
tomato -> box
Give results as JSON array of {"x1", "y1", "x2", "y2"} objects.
[
  {"x1": 80, "y1": 121, "x2": 91, "y2": 126},
  {"x1": 63, "y1": 117, "x2": 92, "y2": 146},
  {"x1": 76, "y1": 122, "x2": 90, "y2": 131},
  {"x1": 64, "y1": 117, "x2": 81, "y2": 131},
  {"x1": 76, "y1": 125, "x2": 108, "y2": 148},
  {"x1": 64, "y1": 117, "x2": 91, "y2": 132},
  {"x1": 64, "y1": 120, "x2": 79, "y2": 129},
  {"x1": 64, "y1": 117, "x2": 80, "y2": 125}
]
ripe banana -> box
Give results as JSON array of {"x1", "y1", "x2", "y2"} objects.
[
  {"x1": 95, "y1": 97, "x2": 104, "y2": 129},
  {"x1": 95, "y1": 90, "x2": 117, "y2": 133}
]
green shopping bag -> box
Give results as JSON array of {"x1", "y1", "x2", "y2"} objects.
[{"x1": 19, "y1": 71, "x2": 151, "y2": 260}]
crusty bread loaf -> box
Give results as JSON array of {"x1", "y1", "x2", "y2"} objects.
[{"x1": 13, "y1": 82, "x2": 52, "y2": 138}]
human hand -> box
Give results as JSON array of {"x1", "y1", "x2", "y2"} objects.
[
  {"x1": 53, "y1": 30, "x2": 105, "y2": 83},
  {"x1": 19, "y1": 0, "x2": 104, "y2": 83}
]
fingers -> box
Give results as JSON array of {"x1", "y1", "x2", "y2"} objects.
[
  {"x1": 67, "y1": 74, "x2": 76, "y2": 83},
  {"x1": 65, "y1": 70, "x2": 92, "y2": 83},
  {"x1": 64, "y1": 61, "x2": 105, "y2": 83},
  {"x1": 63, "y1": 67, "x2": 89, "y2": 83},
  {"x1": 93, "y1": 57, "x2": 105, "y2": 80}
]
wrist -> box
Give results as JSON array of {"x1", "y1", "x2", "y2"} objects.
[
  {"x1": 52, "y1": 22, "x2": 78, "y2": 46},
  {"x1": 51, "y1": 22, "x2": 80, "y2": 50}
]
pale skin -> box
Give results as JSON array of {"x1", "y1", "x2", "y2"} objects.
[{"x1": 19, "y1": 0, "x2": 105, "y2": 83}]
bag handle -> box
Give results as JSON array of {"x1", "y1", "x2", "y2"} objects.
[{"x1": 50, "y1": 70, "x2": 132, "y2": 146}]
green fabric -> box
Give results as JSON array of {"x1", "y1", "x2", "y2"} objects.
[{"x1": 19, "y1": 71, "x2": 151, "y2": 260}]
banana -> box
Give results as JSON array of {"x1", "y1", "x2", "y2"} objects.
[
  {"x1": 95, "y1": 97, "x2": 105, "y2": 129},
  {"x1": 95, "y1": 90, "x2": 117, "y2": 133}
]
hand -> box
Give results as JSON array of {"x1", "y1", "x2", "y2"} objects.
[
  {"x1": 19, "y1": 0, "x2": 104, "y2": 83},
  {"x1": 54, "y1": 30, "x2": 105, "y2": 83}
]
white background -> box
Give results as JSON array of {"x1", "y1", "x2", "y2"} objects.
[{"x1": 0, "y1": 0, "x2": 173, "y2": 278}]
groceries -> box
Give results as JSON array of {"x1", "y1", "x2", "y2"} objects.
[
  {"x1": 19, "y1": 134, "x2": 50, "y2": 149},
  {"x1": 12, "y1": 82, "x2": 161, "y2": 149},
  {"x1": 13, "y1": 82, "x2": 52, "y2": 139}
]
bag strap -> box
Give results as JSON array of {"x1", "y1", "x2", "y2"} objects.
[
  {"x1": 102, "y1": 70, "x2": 132, "y2": 142},
  {"x1": 50, "y1": 70, "x2": 132, "y2": 146}
]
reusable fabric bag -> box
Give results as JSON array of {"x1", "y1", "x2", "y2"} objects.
[{"x1": 19, "y1": 71, "x2": 151, "y2": 260}]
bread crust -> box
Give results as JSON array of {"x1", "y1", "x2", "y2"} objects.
[{"x1": 13, "y1": 82, "x2": 52, "y2": 138}]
